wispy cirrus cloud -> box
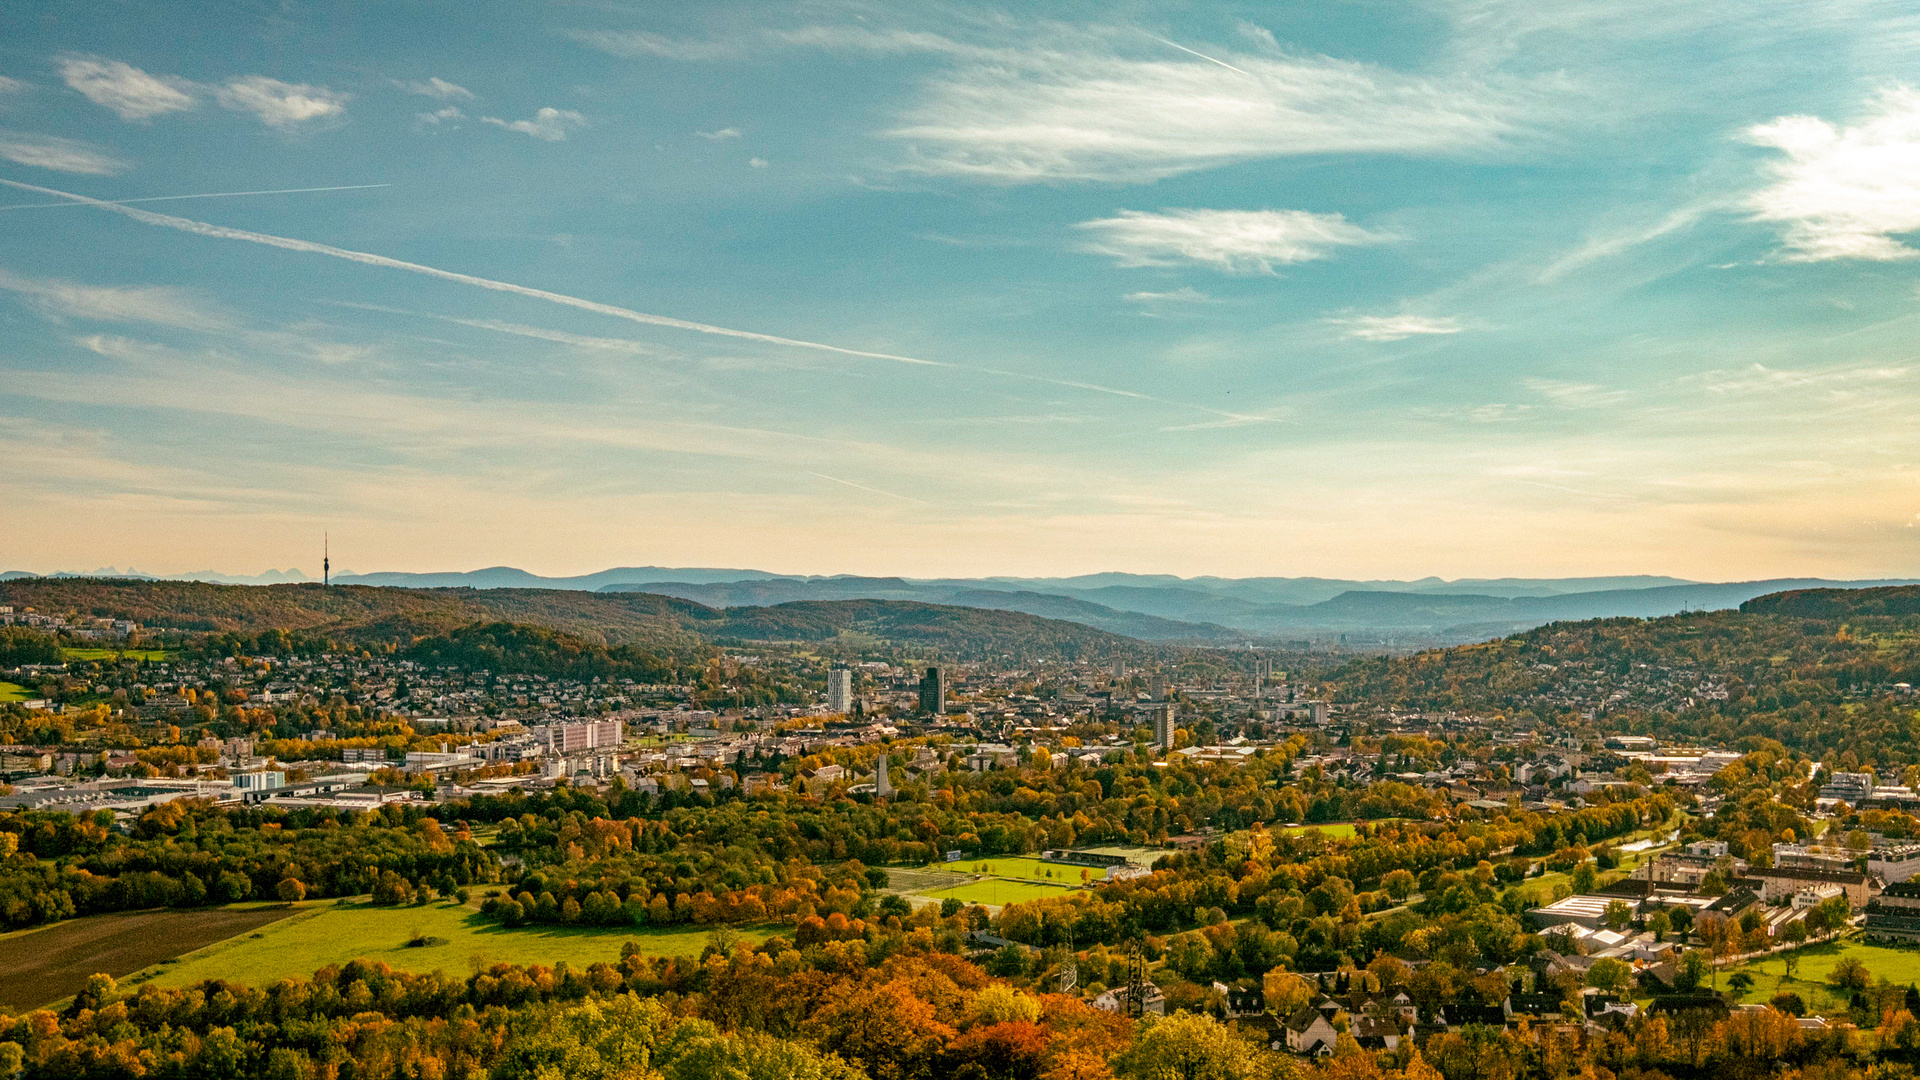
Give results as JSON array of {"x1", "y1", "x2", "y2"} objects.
[
  {"x1": 0, "y1": 75, "x2": 27, "y2": 96},
  {"x1": 888, "y1": 37, "x2": 1543, "y2": 183},
  {"x1": 1075, "y1": 208, "x2": 1387, "y2": 273},
  {"x1": 0, "y1": 130, "x2": 126, "y2": 174},
  {"x1": 395, "y1": 76, "x2": 473, "y2": 101},
  {"x1": 216, "y1": 76, "x2": 350, "y2": 130},
  {"x1": 481, "y1": 107, "x2": 585, "y2": 141},
  {"x1": 1746, "y1": 86, "x2": 1920, "y2": 261},
  {"x1": 58, "y1": 55, "x2": 196, "y2": 121},
  {"x1": 570, "y1": 21, "x2": 1549, "y2": 183},
  {"x1": 0, "y1": 268, "x2": 228, "y2": 330},
  {"x1": 417, "y1": 107, "x2": 465, "y2": 129},
  {"x1": 1125, "y1": 286, "x2": 1217, "y2": 305},
  {"x1": 1332, "y1": 315, "x2": 1464, "y2": 341},
  {"x1": 697, "y1": 127, "x2": 741, "y2": 140}
]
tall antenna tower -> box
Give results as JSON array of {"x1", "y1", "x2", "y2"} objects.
[
  {"x1": 1059, "y1": 930, "x2": 1077, "y2": 994},
  {"x1": 323, "y1": 532, "x2": 330, "y2": 588},
  {"x1": 1124, "y1": 938, "x2": 1148, "y2": 1018}
]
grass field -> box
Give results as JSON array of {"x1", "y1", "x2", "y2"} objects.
[
  {"x1": 924, "y1": 879, "x2": 1077, "y2": 907},
  {"x1": 1281, "y1": 823, "x2": 1359, "y2": 838},
  {"x1": 0, "y1": 682, "x2": 26, "y2": 703},
  {"x1": 139, "y1": 900, "x2": 776, "y2": 990},
  {"x1": 926, "y1": 857, "x2": 1101, "y2": 885},
  {"x1": 61, "y1": 647, "x2": 171, "y2": 662},
  {"x1": 0, "y1": 906, "x2": 299, "y2": 1011},
  {"x1": 1723, "y1": 938, "x2": 1920, "y2": 1012}
]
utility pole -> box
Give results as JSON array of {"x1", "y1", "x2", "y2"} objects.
[{"x1": 323, "y1": 532, "x2": 330, "y2": 588}]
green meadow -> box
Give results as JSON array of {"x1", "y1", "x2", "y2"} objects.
[{"x1": 137, "y1": 900, "x2": 776, "y2": 990}]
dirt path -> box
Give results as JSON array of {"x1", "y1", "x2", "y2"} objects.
[{"x1": 0, "y1": 906, "x2": 298, "y2": 1012}]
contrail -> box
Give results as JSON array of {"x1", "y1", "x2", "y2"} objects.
[
  {"x1": 0, "y1": 183, "x2": 391, "y2": 212},
  {"x1": 0, "y1": 176, "x2": 1266, "y2": 424},
  {"x1": 806, "y1": 471, "x2": 928, "y2": 504},
  {"x1": 1146, "y1": 34, "x2": 1254, "y2": 77}
]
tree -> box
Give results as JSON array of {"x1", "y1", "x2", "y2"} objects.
[
  {"x1": 1112, "y1": 1012, "x2": 1282, "y2": 1080},
  {"x1": 1647, "y1": 909, "x2": 1671, "y2": 941},
  {"x1": 1828, "y1": 955, "x2": 1871, "y2": 992},
  {"x1": 276, "y1": 877, "x2": 306, "y2": 905},
  {"x1": 1571, "y1": 864, "x2": 1597, "y2": 894},
  {"x1": 1587, "y1": 957, "x2": 1634, "y2": 996},
  {"x1": 1603, "y1": 900, "x2": 1632, "y2": 930}
]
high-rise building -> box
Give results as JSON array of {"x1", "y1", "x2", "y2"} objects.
[
  {"x1": 1151, "y1": 704, "x2": 1174, "y2": 752},
  {"x1": 1149, "y1": 675, "x2": 1167, "y2": 702},
  {"x1": 919, "y1": 667, "x2": 946, "y2": 715},
  {"x1": 544, "y1": 719, "x2": 623, "y2": 754},
  {"x1": 827, "y1": 667, "x2": 853, "y2": 714}
]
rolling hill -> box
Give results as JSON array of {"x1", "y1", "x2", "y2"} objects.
[{"x1": 0, "y1": 578, "x2": 1154, "y2": 661}]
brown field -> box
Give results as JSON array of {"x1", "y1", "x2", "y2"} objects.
[{"x1": 0, "y1": 906, "x2": 297, "y2": 1012}]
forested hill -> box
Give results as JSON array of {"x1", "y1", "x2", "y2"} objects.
[
  {"x1": 1741, "y1": 584, "x2": 1920, "y2": 619},
  {"x1": 1324, "y1": 583, "x2": 1920, "y2": 760},
  {"x1": 0, "y1": 578, "x2": 1150, "y2": 661}
]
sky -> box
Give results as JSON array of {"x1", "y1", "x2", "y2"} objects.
[{"x1": 2, "y1": 0, "x2": 1920, "y2": 581}]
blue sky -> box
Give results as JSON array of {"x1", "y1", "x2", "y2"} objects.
[{"x1": 3, "y1": 1, "x2": 1919, "y2": 580}]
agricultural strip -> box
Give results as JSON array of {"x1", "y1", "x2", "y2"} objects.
[{"x1": 0, "y1": 905, "x2": 298, "y2": 1012}]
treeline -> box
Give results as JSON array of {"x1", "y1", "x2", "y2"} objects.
[
  {"x1": 1, "y1": 926, "x2": 1894, "y2": 1080},
  {"x1": 0, "y1": 799, "x2": 496, "y2": 931},
  {"x1": 0, "y1": 627, "x2": 62, "y2": 667}
]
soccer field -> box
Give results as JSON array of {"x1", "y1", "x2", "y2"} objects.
[{"x1": 925, "y1": 856, "x2": 1103, "y2": 884}]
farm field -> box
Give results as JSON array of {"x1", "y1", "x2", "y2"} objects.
[
  {"x1": 924, "y1": 879, "x2": 1077, "y2": 907},
  {"x1": 0, "y1": 905, "x2": 298, "y2": 1012},
  {"x1": 1722, "y1": 938, "x2": 1920, "y2": 1012},
  {"x1": 140, "y1": 900, "x2": 776, "y2": 990},
  {"x1": 61, "y1": 648, "x2": 171, "y2": 661},
  {"x1": 0, "y1": 681, "x2": 26, "y2": 702},
  {"x1": 925, "y1": 856, "x2": 1101, "y2": 885}
]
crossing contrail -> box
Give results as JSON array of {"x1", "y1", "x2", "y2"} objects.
[
  {"x1": 0, "y1": 175, "x2": 1268, "y2": 424},
  {"x1": 0, "y1": 182, "x2": 391, "y2": 212}
]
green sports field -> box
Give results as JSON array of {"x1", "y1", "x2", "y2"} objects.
[
  {"x1": 923, "y1": 879, "x2": 1077, "y2": 907},
  {"x1": 926, "y1": 857, "x2": 1101, "y2": 884},
  {"x1": 137, "y1": 900, "x2": 776, "y2": 990},
  {"x1": 61, "y1": 648, "x2": 172, "y2": 662},
  {"x1": 1722, "y1": 938, "x2": 1920, "y2": 1012},
  {"x1": 1281, "y1": 823, "x2": 1359, "y2": 838},
  {"x1": 0, "y1": 682, "x2": 26, "y2": 703}
]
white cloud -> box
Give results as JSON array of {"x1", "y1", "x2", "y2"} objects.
[
  {"x1": 1683, "y1": 362, "x2": 1909, "y2": 395},
  {"x1": 481, "y1": 107, "x2": 585, "y2": 141},
  {"x1": 417, "y1": 106, "x2": 465, "y2": 128},
  {"x1": 748, "y1": 156, "x2": 769, "y2": 168},
  {"x1": 1124, "y1": 286, "x2": 1217, "y2": 304},
  {"x1": 567, "y1": 30, "x2": 741, "y2": 62},
  {"x1": 889, "y1": 39, "x2": 1540, "y2": 183},
  {"x1": 697, "y1": 127, "x2": 741, "y2": 140},
  {"x1": 0, "y1": 268, "x2": 227, "y2": 330},
  {"x1": 396, "y1": 77, "x2": 473, "y2": 101},
  {"x1": 0, "y1": 75, "x2": 26, "y2": 95},
  {"x1": 216, "y1": 76, "x2": 350, "y2": 129},
  {"x1": 58, "y1": 55, "x2": 196, "y2": 121},
  {"x1": 0, "y1": 130, "x2": 126, "y2": 175},
  {"x1": 1332, "y1": 315, "x2": 1464, "y2": 341},
  {"x1": 1524, "y1": 377, "x2": 1628, "y2": 408},
  {"x1": 1746, "y1": 87, "x2": 1920, "y2": 261},
  {"x1": 1074, "y1": 208, "x2": 1387, "y2": 273}
]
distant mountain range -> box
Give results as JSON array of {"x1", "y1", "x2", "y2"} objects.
[{"x1": 6, "y1": 565, "x2": 1915, "y2": 645}]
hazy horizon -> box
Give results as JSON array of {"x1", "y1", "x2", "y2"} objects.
[{"x1": 5, "y1": 2, "x2": 1920, "y2": 580}]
